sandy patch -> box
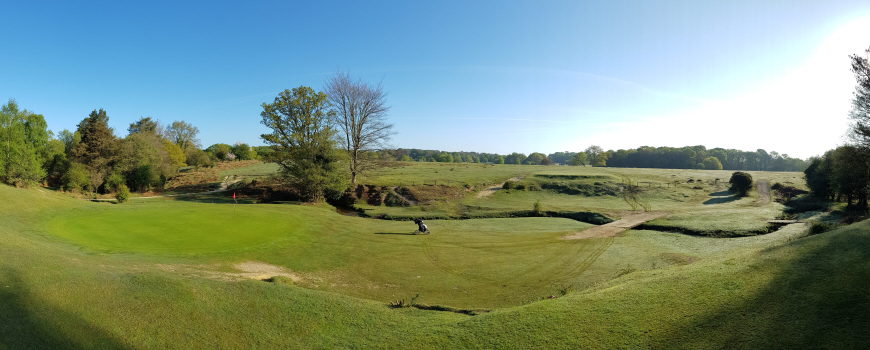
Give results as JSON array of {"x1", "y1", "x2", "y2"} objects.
[
  {"x1": 476, "y1": 177, "x2": 521, "y2": 198},
  {"x1": 153, "y1": 261, "x2": 303, "y2": 282},
  {"x1": 233, "y1": 261, "x2": 302, "y2": 282}
]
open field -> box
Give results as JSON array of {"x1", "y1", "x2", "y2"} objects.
[{"x1": 3, "y1": 162, "x2": 868, "y2": 348}]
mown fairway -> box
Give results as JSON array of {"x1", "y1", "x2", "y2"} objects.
[
  {"x1": 47, "y1": 202, "x2": 306, "y2": 253},
  {"x1": 3, "y1": 162, "x2": 868, "y2": 349}
]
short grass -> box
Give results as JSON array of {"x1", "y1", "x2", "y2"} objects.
[
  {"x1": 46, "y1": 202, "x2": 307, "y2": 254},
  {"x1": 3, "y1": 183, "x2": 870, "y2": 348}
]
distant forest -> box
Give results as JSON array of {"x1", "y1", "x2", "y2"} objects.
[{"x1": 374, "y1": 145, "x2": 809, "y2": 172}]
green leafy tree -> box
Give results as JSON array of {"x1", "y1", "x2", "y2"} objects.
[
  {"x1": 253, "y1": 146, "x2": 275, "y2": 160},
  {"x1": 117, "y1": 132, "x2": 174, "y2": 192},
  {"x1": 495, "y1": 155, "x2": 505, "y2": 164},
  {"x1": 206, "y1": 143, "x2": 232, "y2": 161},
  {"x1": 703, "y1": 156, "x2": 723, "y2": 170},
  {"x1": 569, "y1": 152, "x2": 587, "y2": 166},
  {"x1": 62, "y1": 162, "x2": 89, "y2": 192},
  {"x1": 162, "y1": 139, "x2": 187, "y2": 168},
  {"x1": 729, "y1": 171, "x2": 753, "y2": 197},
  {"x1": 185, "y1": 148, "x2": 213, "y2": 168},
  {"x1": 804, "y1": 154, "x2": 834, "y2": 200},
  {"x1": 435, "y1": 152, "x2": 453, "y2": 163},
  {"x1": 57, "y1": 129, "x2": 81, "y2": 155},
  {"x1": 504, "y1": 152, "x2": 526, "y2": 164},
  {"x1": 260, "y1": 86, "x2": 349, "y2": 202},
  {"x1": 231, "y1": 142, "x2": 254, "y2": 160},
  {"x1": 525, "y1": 152, "x2": 547, "y2": 165},
  {"x1": 0, "y1": 100, "x2": 53, "y2": 185}
]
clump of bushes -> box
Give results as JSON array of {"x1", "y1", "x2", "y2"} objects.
[{"x1": 502, "y1": 180, "x2": 515, "y2": 190}]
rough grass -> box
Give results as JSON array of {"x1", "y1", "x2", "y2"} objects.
[
  {"x1": 359, "y1": 164, "x2": 801, "y2": 236},
  {"x1": 164, "y1": 160, "x2": 266, "y2": 193}
]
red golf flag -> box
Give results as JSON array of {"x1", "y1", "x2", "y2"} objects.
[{"x1": 233, "y1": 192, "x2": 236, "y2": 199}]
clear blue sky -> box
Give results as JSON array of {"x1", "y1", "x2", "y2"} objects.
[{"x1": 3, "y1": 1, "x2": 870, "y2": 159}]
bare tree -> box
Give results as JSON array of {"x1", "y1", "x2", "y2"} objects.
[{"x1": 324, "y1": 70, "x2": 394, "y2": 186}]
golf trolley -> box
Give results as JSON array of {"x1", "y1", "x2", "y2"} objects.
[{"x1": 412, "y1": 218, "x2": 430, "y2": 235}]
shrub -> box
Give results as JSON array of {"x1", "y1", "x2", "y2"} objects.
[
  {"x1": 806, "y1": 220, "x2": 836, "y2": 235},
  {"x1": 729, "y1": 171, "x2": 753, "y2": 197},
  {"x1": 515, "y1": 183, "x2": 526, "y2": 190},
  {"x1": 502, "y1": 180, "x2": 515, "y2": 190},
  {"x1": 533, "y1": 200, "x2": 544, "y2": 216},
  {"x1": 105, "y1": 172, "x2": 125, "y2": 193},
  {"x1": 62, "y1": 162, "x2": 90, "y2": 192},
  {"x1": 116, "y1": 184, "x2": 130, "y2": 203}
]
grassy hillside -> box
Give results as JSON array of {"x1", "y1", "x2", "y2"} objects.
[
  {"x1": 358, "y1": 163, "x2": 801, "y2": 236},
  {"x1": 2, "y1": 174, "x2": 869, "y2": 348}
]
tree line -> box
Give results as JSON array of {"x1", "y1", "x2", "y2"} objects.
[
  {"x1": 0, "y1": 100, "x2": 268, "y2": 197},
  {"x1": 366, "y1": 144, "x2": 807, "y2": 172},
  {"x1": 803, "y1": 51, "x2": 870, "y2": 208}
]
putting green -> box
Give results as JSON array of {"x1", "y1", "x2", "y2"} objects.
[{"x1": 46, "y1": 202, "x2": 307, "y2": 254}]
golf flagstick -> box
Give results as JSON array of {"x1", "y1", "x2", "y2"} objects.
[{"x1": 233, "y1": 192, "x2": 237, "y2": 213}]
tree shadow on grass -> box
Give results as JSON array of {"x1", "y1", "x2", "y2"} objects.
[
  {"x1": 0, "y1": 269, "x2": 132, "y2": 350},
  {"x1": 702, "y1": 195, "x2": 741, "y2": 205},
  {"x1": 654, "y1": 223, "x2": 870, "y2": 349},
  {"x1": 374, "y1": 232, "x2": 419, "y2": 235}
]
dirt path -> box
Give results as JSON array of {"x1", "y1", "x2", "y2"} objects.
[
  {"x1": 87, "y1": 176, "x2": 241, "y2": 201},
  {"x1": 475, "y1": 177, "x2": 521, "y2": 198},
  {"x1": 390, "y1": 186, "x2": 417, "y2": 205},
  {"x1": 562, "y1": 211, "x2": 669, "y2": 240},
  {"x1": 756, "y1": 179, "x2": 770, "y2": 205}
]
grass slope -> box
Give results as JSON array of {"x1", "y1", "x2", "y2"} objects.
[
  {"x1": 3, "y1": 182, "x2": 869, "y2": 349},
  {"x1": 358, "y1": 163, "x2": 801, "y2": 236}
]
